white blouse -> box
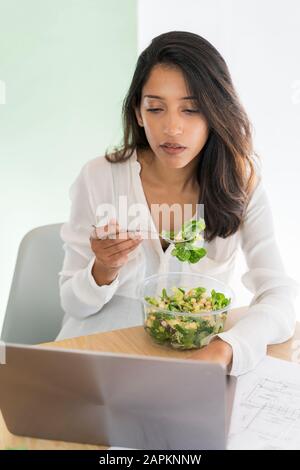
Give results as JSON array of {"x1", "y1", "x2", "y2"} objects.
[{"x1": 56, "y1": 148, "x2": 300, "y2": 376}]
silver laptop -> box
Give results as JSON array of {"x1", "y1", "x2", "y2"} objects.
[{"x1": 0, "y1": 343, "x2": 236, "y2": 450}]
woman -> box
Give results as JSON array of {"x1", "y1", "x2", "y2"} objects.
[{"x1": 57, "y1": 31, "x2": 299, "y2": 375}]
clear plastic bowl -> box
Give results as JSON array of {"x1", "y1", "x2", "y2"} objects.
[{"x1": 140, "y1": 272, "x2": 235, "y2": 350}]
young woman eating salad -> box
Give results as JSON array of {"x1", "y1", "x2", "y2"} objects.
[{"x1": 57, "y1": 31, "x2": 299, "y2": 376}]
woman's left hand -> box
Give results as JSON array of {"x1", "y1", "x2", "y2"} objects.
[{"x1": 185, "y1": 338, "x2": 233, "y2": 373}]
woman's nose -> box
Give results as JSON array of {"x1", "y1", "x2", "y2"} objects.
[{"x1": 163, "y1": 113, "x2": 183, "y2": 135}]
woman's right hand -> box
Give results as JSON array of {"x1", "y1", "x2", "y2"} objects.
[{"x1": 89, "y1": 219, "x2": 143, "y2": 285}]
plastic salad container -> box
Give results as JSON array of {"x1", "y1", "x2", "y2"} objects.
[{"x1": 141, "y1": 272, "x2": 235, "y2": 350}]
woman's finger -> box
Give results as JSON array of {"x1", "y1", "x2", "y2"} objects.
[
  {"x1": 107, "y1": 240, "x2": 142, "y2": 259},
  {"x1": 106, "y1": 238, "x2": 142, "y2": 257},
  {"x1": 96, "y1": 231, "x2": 142, "y2": 248},
  {"x1": 94, "y1": 220, "x2": 120, "y2": 239}
]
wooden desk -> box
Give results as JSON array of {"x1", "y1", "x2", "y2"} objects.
[{"x1": 1, "y1": 306, "x2": 299, "y2": 450}]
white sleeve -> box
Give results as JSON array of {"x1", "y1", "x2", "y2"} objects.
[
  {"x1": 212, "y1": 176, "x2": 300, "y2": 376},
  {"x1": 58, "y1": 161, "x2": 120, "y2": 320}
]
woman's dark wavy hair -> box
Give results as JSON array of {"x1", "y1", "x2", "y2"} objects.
[{"x1": 105, "y1": 31, "x2": 260, "y2": 242}]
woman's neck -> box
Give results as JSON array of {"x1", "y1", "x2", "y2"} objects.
[{"x1": 137, "y1": 147, "x2": 199, "y2": 193}]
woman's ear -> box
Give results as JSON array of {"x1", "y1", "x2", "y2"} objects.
[{"x1": 134, "y1": 107, "x2": 144, "y2": 127}]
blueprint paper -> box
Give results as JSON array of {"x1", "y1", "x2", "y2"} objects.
[{"x1": 227, "y1": 356, "x2": 300, "y2": 450}]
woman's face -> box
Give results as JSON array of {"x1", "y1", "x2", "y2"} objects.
[{"x1": 135, "y1": 64, "x2": 210, "y2": 169}]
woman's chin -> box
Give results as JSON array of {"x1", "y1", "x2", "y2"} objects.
[{"x1": 163, "y1": 159, "x2": 190, "y2": 169}]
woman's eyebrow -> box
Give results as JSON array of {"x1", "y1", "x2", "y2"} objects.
[{"x1": 143, "y1": 94, "x2": 197, "y2": 101}]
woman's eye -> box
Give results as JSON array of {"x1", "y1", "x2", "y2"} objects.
[
  {"x1": 147, "y1": 108, "x2": 162, "y2": 113},
  {"x1": 146, "y1": 109, "x2": 199, "y2": 114}
]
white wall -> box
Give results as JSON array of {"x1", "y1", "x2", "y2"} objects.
[{"x1": 138, "y1": 0, "x2": 300, "y2": 317}]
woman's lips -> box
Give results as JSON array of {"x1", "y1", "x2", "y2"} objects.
[{"x1": 160, "y1": 145, "x2": 186, "y2": 155}]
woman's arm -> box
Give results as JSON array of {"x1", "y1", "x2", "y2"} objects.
[
  {"x1": 187, "y1": 175, "x2": 300, "y2": 375},
  {"x1": 59, "y1": 159, "x2": 120, "y2": 320}
]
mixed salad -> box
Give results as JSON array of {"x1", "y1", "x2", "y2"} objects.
[
  {"x1": 144, "y1": 286, "x2": 231, "y2": 349},
  {"x1": 160, "y1": 219, "x2": 207, "y2": 264}
]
